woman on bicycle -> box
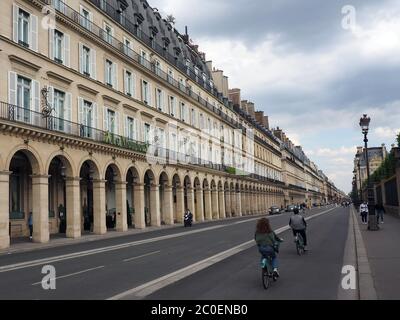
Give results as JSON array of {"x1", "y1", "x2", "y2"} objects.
[{"x1": 254, "y1": 217, "x2": 283, "y2": 277}]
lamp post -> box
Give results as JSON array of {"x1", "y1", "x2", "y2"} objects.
[
  {"x1": 356, "y1": 158, "x2": 362, "y2": 202},
  {"x1": 359, "y1": 114, "x2": 379, "y2": 230}
]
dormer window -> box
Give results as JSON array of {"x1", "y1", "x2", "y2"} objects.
[{"x1": 162, "y1": 37, "x2": 170, "y2": 50}]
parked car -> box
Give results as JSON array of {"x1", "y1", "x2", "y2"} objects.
[
  {"x1": 286, "y1": 205, "x2": 296, "y2": 212},
  {"x1": 269, "y1": 206, "x2": 281, "y2": 215}
]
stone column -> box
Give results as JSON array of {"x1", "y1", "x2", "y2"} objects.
[
  {"x1": 211, "y1": 189, "x2": 219, "y2": 219},
  {"x1": 232, "y1": 191, "x2": 237, "y2": 216},
  {"x1": 236, "y1": 191, "x2": 242, "y2": 217},
  {"x1": 0, "y1": 171, "x2": 11, "y2": 249},
  {"x1": 187, "y1": 187, "x2": 196, "y2": 222},
  {"x1": 241, "y1": 191, "x2": 246, "y2": 215},
  {"x1": 225, "y1": 190, "x2": 231, "y2": 217},
  {"x1": 218, "y1": 189, "x2": 226, "y2": 219},
  {"x1": 31, "y1": 175, "x2": 50, "y2": 243},
  {"x1": 115, "y1": 181, "x2": 128, "y2": 232},
  {"x1": 134, "y1": 183, "x2": 145, "y2": 229},
  {"x1": 150, "y1": 184, "x2": 161, "y2": 226},
  {"x1": 176, "y1": 186, "x2": 185, "y2": 223},
  {"x1": 204, "y1": 188, "x2": 212, "y2": 220},
  {"x1": 195, "y1": 187, "x2": 204, "y2": 221},
  {"x1": 163, "y1": 184, "x2": 174, "y2": 225},
  {"x1": 65, "y1": 177, "x2": 81, "y2": 238},
  {"x1": 93, "y1": 179, "x2": 107, "y2": 234}
]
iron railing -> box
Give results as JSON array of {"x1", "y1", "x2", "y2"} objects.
[
  {"x1": 0, "y1": 102, "x2": 252, "y2": 176},
  {"x1": 40, "y1": 0, "x2": 246, "y2": 131}
]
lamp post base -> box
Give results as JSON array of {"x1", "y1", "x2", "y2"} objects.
[{"x1": 368, "y1": 215, "x2": 379, "y2": 231}]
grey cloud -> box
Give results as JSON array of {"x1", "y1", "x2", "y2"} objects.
[{"x1": 175, "y1": 0, "x2": 387, "y2": 50}]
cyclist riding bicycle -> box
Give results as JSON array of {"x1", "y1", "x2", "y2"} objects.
[
  {"x1": 289, "y1": 208, "x2": 308, "y2": 251},
  {"x1": 255, "y1": 217, "x2": 283, "y2": 277}
]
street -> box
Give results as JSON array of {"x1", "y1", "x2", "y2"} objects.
[{"x1": 0, "y1": 205, "x2": 349, "y2": 300}]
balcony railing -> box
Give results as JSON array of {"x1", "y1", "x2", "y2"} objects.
[
  {"x1": 0, "y1": 102, "x2": 248, "y2": 176},
  {"x1": 39, "y1": 0, "x2": 245, "y2": 130}
]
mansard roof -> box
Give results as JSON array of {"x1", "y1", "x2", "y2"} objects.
[{"x1": 106, "y1": 0, "x2": 212, "y2": 78}]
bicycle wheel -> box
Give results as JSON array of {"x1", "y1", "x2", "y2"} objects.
[
  {"x1": 296, "y1": 241, "x2": 301, "y2": 255},
  {"x1": 297, "y1": 234, "x2": 304, "y2": 255},
  {"x1": 262, "y1": 268, "x2": 270, "y2": 289}
]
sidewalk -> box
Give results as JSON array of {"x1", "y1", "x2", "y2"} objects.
[{"x1": 356, "y1": 209, "x2": 400, "y2": 299}]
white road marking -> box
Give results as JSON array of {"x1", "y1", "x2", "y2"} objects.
[
  {"x1": 123, "y1": 251, "x2": 161, "y2": 262},
  {"x1": 31, "y1": 266, "x2": 104, "y2": 286},
  {"x1": 0, "y1": 215, "x2": 270, "y2": 273},
  {"x1": 108, "y1": 206, "x2": 338, "y2": 300}
]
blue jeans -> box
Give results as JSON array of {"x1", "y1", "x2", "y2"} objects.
[
  {"x1": 258, "y1": 245, "x2": 278, "y2": 269},
  {"x1": 376, "y1": 210, "x2": 384, "y2": 223}
]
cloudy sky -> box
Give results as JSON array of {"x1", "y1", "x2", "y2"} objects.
[{"x1": 150, "y1": 0, "x2": 400, "y2": 193}]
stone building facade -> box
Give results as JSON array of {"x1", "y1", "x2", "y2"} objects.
[{"x1": 0, "y1": 0, "x2": 343, "y2": 249}]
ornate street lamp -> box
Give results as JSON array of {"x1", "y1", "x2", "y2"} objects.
[{"x1": 359, "y1": 114, "x2": 378, "y2": 230}]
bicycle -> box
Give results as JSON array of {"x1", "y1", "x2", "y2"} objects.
[
  {"x1": 294, "y1": 231, "x2": 305, "y2": 255},
  {"x1": 260, "y1": 256, "x2": 278, "y2": 289}
]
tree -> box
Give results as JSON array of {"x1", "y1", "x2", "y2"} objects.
[
  {"x1": 397, "y1": 132, "x2": 400, "y2": 147},
  {"x1": 166, "y1": 14, "x2": 176, "y2": 25}
]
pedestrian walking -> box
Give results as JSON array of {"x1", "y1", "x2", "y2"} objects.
[
  {"x1": 27, "y1": 212, "x2": 33, "y2": 240},
  {"x1": 375, "y1": 203, "x2": 385, "y2": 224},
  {"x1": 359, "y1": 202, "x2": 368, "y2": 224}
]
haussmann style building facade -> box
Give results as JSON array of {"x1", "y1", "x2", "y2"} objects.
[{"x1": 0, "y1": 0, "x2": 344, "y2": 249}]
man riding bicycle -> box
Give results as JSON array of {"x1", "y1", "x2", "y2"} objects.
[{"x1": 289, "y1": 208, "x2": 308, "y2": 251}]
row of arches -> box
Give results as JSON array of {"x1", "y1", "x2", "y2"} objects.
[{"x1": 0, "y1": 147, "x2": 284, "y2": 248}]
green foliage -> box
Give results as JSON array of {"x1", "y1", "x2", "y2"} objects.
[
  {"x1": 370, "y1": 152, "x2": 396, "y2": 184},
  {"x1": 397, "y1": 132, "x2": 400, "y2": 147}
]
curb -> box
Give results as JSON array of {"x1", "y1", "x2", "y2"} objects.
[
  {"x1": 337, "y1": 207, "x2": 358, "y2": 300},
  {"x1": 351, "y1": 206, "x2": 378, "y2": 300}
]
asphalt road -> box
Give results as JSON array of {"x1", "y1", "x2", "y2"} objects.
[{"x1": 0, "y1": 205, "x2": 347, "y2": 300}]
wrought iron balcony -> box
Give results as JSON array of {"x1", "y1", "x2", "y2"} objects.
[
  {"x1": 0, "y1": 102, "x2": 233, "y2": 175},
  {"x1": 39, "y1": 0, "x2": 245, "y2": 131}
]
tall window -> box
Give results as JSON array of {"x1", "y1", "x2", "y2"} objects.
[
  {"x1": 140, "y1": 50, "x2": 147, "y2": 66},
  {"x1": 199, "y1": 113, "x2": 204, "y2": 129},
  {"x1": 105, "y1": 59, "x2": 113, "y2": 86},
  {"x1": 155, "y1": 60, "x2": 162, "y2": 76},
  {"x1": 179, "y1": 78, "x2": 185, "y2": 91},
  {"x1": 124, "y1": 38, "x2": 131, "y2": 56},
  {"x1": 53, "y1": 89, "x2": 65, "y2": 131},
  {"x1": 169, "y1": 96, "x2": 175, "y2": 116},
  {"x1": 125, "y1": 70, "x2": 134, "y2": 97},
  {"x1": 180, "y1": 102, "x2": 186, "y2": 122},
  {"x1": 191, "y1": 108, "x2": 196, "y2": 127},
  {"x1": 16, "y1": 76, "x2": 31, "y2": 123},
  {"x1": 82, "y1": 100, "x2": 93, "y2": 138},
  {"x1": 144, "y1": 123, "x2": 151, "y2": 144},
  {"x1": 126, "y1": 116, "x2": 135, "y2": 140},
  {"x1": 167, "y1": 69, "x2": 174, "y2": 84},
  {"x1": 103, "y1": 23, "x2": 113, "y2": 44},
  {"x1": 185, "y1": 59, "x2": 190, "y2": 76},
  {"x1": 136, "y1": 24, "x2": 142, "y2": 38},
  {"x1": 54, "y1": 30, "x2": 64, "y2": 64},
  {"x1": 156, "y1": 88, "x2": 163, "y2": 111},
  {"x1": 18, "y1": 8, "x2": 30, "y2": 47},
  {"x1": 54, "y1": 0, "x2": 66, "y2": 12},
  {"x1": 82, "y1": 45, "x2": 91, "y2": 76},
  {"x1": 106, "y1": 109, "x2": 116, "y2": 133},
  {"x1": 80, "y1": 7, "x2": 91, "y2": 30},
  {"x1": 142, "y1": 80, "x2": 149, "y2": 105}
]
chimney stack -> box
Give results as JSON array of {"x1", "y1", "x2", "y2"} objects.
[
  {"x1": 228, "y1": 88, "x2": 241, "y2": 107},
  {"x1": 263, "y1": 116, "x2": 269, "y2": 129}
]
